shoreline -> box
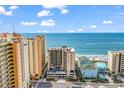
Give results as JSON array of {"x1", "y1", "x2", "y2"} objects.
[
  {"x1": 75, "y1": 54, "x2": 107, "y2": 61},
  {"x1": 76, "y1": 53, "x2": 107, "y2": 57}
]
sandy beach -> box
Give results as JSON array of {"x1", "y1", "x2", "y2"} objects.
[{"x1": 76, "y1": 54, "x2": 107, "y2": 61}]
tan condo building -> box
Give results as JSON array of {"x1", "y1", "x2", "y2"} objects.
[
  {"x1": 0, "y1": 33, "x2": 30, "y2": 88},
  {"x1": 47, "y1": 46, "x2": 75, "y2": 79},
  {"x1": 0, "y1": 33, "x2": 46, "y2": 87},
  {"x1": 0, "y1": 40, "x2": 24, "y2": 87},
  {"x1": 33, "y1": 35, "x2": 46, "y2": 80},
  {"x1": 108, "y1": 51, "x2": 124, "y2": 75}
]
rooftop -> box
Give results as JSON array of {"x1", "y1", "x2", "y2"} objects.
[
  {"x1": 48, "y1": 46, "x2": 75, "y2": 52},
  {"x1": 108, "y1": 50, "x2": 124, "y2": 54},
  {"x1": 80, "y1": 64, "x2": 97, "y2": 70},
  {"x1": 79, "y1": 56, "x2": 91, "y2": 65}
]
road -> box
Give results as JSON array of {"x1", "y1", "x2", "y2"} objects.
[
  {"x1": 31, "y1": 81, "x2": 124, "y2": 88},
  {"x1": 117, "y1": 75, "x2": 124, "y2": 83},
  {"x1": 105, "y1": 74, "x2": 114, "y2": 84},
  {"x1": 31, "y1": 68, "x2": 47, "y2": 88},
  {"x1": 31, "y1": 69, "x2": 124, "y2": 88}
]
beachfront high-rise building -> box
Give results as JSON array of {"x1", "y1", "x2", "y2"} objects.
[
  {"x1": 108, "y1": 51, "x2": 124, "y2": 75},
  {"x1": 12, "y1": 41, "x2": 23, "y2": 88},
  {"x1": 0, "y1": 33, "x2": 30, "y2": 88},
  {"x1": 0, "y1": 42, "x2": 16, "y2": 88},
  {"x1": 24, "y1": 35, "x2": 46, "y2": 80},
  {"x1": 0, "y1": 39, "x2": 23, "y2": 88},
  {"x1": 21, "y1": 39, "x2": 30, "y2": 87},
  {"x1": 33, "y1": 35, "x2": 46, "y2": 80},
  {"x1": 0, "y1": 33, "x2": 24, "y2": 88},
  {"x1": 0, "y1": 33, "x2": 46, "y2": 87},
  {"x1": 27, "y1": 38, "x2": 34, "y2": 79},
  {"x1": 47, "y1": 46, "x2": 75, "y2": 79}
]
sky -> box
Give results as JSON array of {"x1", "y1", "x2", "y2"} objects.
[{"x1": 0, "y1": 5, "x2": 124, "y2": 33}]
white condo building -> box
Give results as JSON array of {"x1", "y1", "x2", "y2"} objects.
[{"x1": 21, "y1": 39, "x2": 30, "y2": 88}]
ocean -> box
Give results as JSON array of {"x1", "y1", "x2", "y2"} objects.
[{"x1": 21, "y1": 33, "x2": 124, "y2": 55}]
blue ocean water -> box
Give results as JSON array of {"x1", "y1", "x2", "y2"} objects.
[{"x1": 21, "y1": 33, "x2": 124, "y2": 55}]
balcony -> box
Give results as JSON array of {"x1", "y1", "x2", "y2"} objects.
[
  {"x1": 8, "y1": 63, "x2": 14, "y2": 68},
  {"x1": 6, "y1": 46, "x2": 13, "y2": 49},
  {"x1": 7, "y1": 61, "x2": 14, "y2": 67},
  {"x1": 9, "y1": 80, "x2": 15, "y2": 87},
  {"x1": 6, "y1": 50, "x2": 13, "y2": 53},
  {"x1": 8, "y1": 73, "x2": 14, "y2": 79},
  {"x1": 8, "y1": 68, "x2": 14, "y2": 73},
  {"x1": 7, "y1": 71, "x2": 14, "y2": 78},
  {"x1": 8, "y1": 77, "x2": 15, "y2": 82},
  {"x1": 7, "y1": 53, "x2": 13, "y2": 57},
  {"x1": 10, "y1": 84, "x2": 15, "y2": 88},
  {"x1": 7, "y1": 69, "x2": 14, "y2": 74},
  {"x1": 7, "y1": 58, "x2": 14, "y2": 62},
  {"x1": 7, "y1": 76, "x2": 14, "y2": 82},
  {"x1": 8, "y1": 65, "x2": 14, "y2": 70}
]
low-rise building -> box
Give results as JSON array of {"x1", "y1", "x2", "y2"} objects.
[
  {"x1": 95, "y1": 62, "x2": 107, "y2": 75},
  {"x1": 78, "y1": 56, "x2": 91, "y2": 66},
  {"x1": 80, "y1": 64, "x2": 98, "y2": 78}
]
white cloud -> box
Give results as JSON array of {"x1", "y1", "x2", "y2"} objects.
[
  {"x1": 9, "y1": 6, "x2": 18, "y2": 10},
  {"x1": 43, "y1": 5, "x2": 66, "y2": 9},
  {"x1": 4, "y1": 11, "x2": 12, "y2": 16},
  {"x1": 56, "y1": 6, "x2": 69, "y2": 14},
  {"x1": 38, "y1": 30, "x2": 49, "y2": 33},
  {"x1": 82, "y1": 25, "x2": 97, "y2": 29},
  {"x1": 67, "y1": 30, "x2": 74, "y2": 33},
  {"x1": 103, "y1": 20, "x2": 113, "y2": 24},
  {"x1": 20, "y1": 21, "x2": 38, "y2": 26},
  {"x1": 77, "y1": 28, "x2": 83, "y2": 32},
  {"x1": 0, "y1": 6, "x2": 12, "y2": 16},
  {"x1": 41, "y1": 19, "x2": 55, "y2": 27},
  {"x1": 91, "y1": 25, "x2": 97, "y2": 28},
  {"x1": 42, "y1": 30, "x2": 49, "y2": 33},
  {"x1": 42, "y1": 5, "x2": 69, "y2": 15},
  {"x1": 61, "y1": 9, "x2": 69, "y2": 14},
  {"x1": 37, "y1": 10, "x2": 52, "y2": 17}
]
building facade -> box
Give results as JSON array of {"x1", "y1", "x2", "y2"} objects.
[
  {"x1": 47, "y1": 46, "x2": 75, "y2": 79},
  {"x1": 27, "y1": 38, "x2": 34, "y2": 79},
  {"x1": 0, "y1": 33, "x2": 46, "y2": 87},
  {"x1": 33, "y1": 35, "x2": 46, "y2": 80},
  {"x1": 0, "y1": 42, "x2": 16, "y2": 88},
  {"x1": 0, "y1": 33, "x2": 30, "y2": 88},
  {"x1": 108, "y1": 51, "x2": 124, "y2": 75},
  {"x1": 21, "y1": 39, "x2": 30, "y2": 88},
  {"x1": 0, "y1": 40, "x2": 23, "y2": 88}
]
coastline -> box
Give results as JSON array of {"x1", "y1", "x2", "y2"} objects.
[
  {"x1": 76, "y1": 53, "x2": 107, "y2": 57},
  {"x1": 76, "y1": 54, "x2": 107, "y2": 61},
  {"x1": 22, "y1": 33, "x2": 124, "y2": 55}
]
